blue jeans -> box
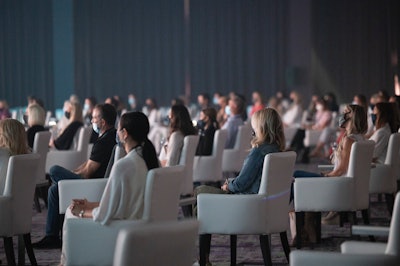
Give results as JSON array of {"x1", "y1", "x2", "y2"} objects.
[
  {"x1": 46, "y1": 165, "x2": 82, "y2": 237},
  {"x1": 290, "y1": 170, "x2": 322, "y2": 202}
]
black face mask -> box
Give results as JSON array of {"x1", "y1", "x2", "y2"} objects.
[
  {"x1": 23, "y1": 114, "x2": 28, "y2": 124},
  {"x1": 371, "y1": 113, "x2": 377, "y2": 126},
  {"x1": 64, "y1": 111, "x2": 71, "y2": 119},
  {"x1": 197, "y1": 119, "x2": 205, "y2": 130},
  {"x1": 338, "y1": 113, "x2": 349, "y2": 128}
]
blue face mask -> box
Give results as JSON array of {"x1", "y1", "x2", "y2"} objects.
[
  {"x1": 92, "y1": 123, "x2": 100, "y2": 134},
  {"x1": 83, "y1": 104, "x2": 90, "y2": 111},
  {"x1": 115, "y1": 132, "x2": 122, "y2": 146},
  {"x1": 128, "y1": 98, "x2": 135, "y2": 106},
  {"x1": 213, "y1": 97, "x2": 218, "y2": 105}
]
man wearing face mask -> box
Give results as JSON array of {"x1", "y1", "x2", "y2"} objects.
[{"x1": 33, "y1": 103, "x2": 117, "y2": 249}]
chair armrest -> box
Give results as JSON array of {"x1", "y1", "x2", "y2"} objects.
[
  {"x1": 179, "y1": 197, "x2": 196, "y2": 207},
  {"x1": 46, "y1": 150, "x2": 83, "y2": 172},
  {"x1": 341, "y1": 241, "x2": 387, "y2": 254},
  {"x1": 197, "y1": 193, "x2": 288, "y2": 235},
  {"x1": 351, "y1": 225, "x2": 390, "y2": 237},
  {"x1": 294, "y1": 176, "x2": 354, "y2": 211},
  {"x1": 290, "y1": 250, "x2": 397, "y2": 266},
  {"x1": 193, "y1": 156, "x2": 220, "y2": 182},
  {"x1": 64, "y1": 217, "x2": 146, "y2": 266},
  {"x1": 59, "y1": 179, "x2": 108, "y2": 214}
]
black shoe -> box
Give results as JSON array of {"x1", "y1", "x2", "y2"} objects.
[{"x1": 32, "y1": 236, "x2": 61, "y2": 249}]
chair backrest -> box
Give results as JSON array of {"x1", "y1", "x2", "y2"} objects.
[
  {"x1": 142, "y1": 165, "x2": 185, "y2": 222},
  {"x1": 113, "y1": 219, "x2": 199, "y2": 266},
  {"x1": 32, "y1": 131, "x2": 51, "y2": 181},
  {"x1": 105, "y1": 145, "x2": 127, "y2": 178},
  {"x1": 347, "y1": 140, "x2": 375, "y2": 208},
  {"x1": 2, "y1": 153, "x2": 40, "y2": 234},
  {"x1": 234, "y1": 124, "x2": 252, "y2": 151},
  {"x1": 258, "y1": 151, "x2": 296, "y2": 228},
  {"x1": 386, "y1": 192, "x2": 400, "y2": 256},
  {"x1": 384, "y1": 133, "x2": 400, "y2": 167},
  {"x1": 178, "y1": 135, "x2": 200, "y2": 195},
  {"x1": 77, "y1": 127, "x2": 92, "y2": 154},
  {"x1": 70, "y1": 126, "x2": 83, "y2": 150}
]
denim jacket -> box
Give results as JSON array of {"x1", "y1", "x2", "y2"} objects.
[{"x1": 227, "y1": 142, "x2": 280, "y2": 194}]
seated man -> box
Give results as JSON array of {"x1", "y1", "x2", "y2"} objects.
[
  {"x1": 222, "y1": 93, "x2": 245, "y2": 149},
  {"x1": 33, "y1": 103, "x2": 117, "y2": 249}
]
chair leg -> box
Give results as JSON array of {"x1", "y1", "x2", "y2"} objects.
[
  {"x1": 314, "y1": 212, "x2": 321, "y2": 243},
  {"x1": 4, "y1": 237, "x2": 16, "y2": 266},
  {"x1": 199, "y1": 234, "x2": 211, "y2": 266},
  {"x1": 34, "y1": 189, "x2": 41, "y2": 213},
  {"x1": 279, "y1": 231, "x2": 290, "y2": 263},
  {"x1": 361, "y1": 209, "x2": 370, "y2": 225},
  {"x1": 385, "y1": 193, "x2": 394, "y2": 216},
  {"x1": 259, "y1": 235, "x2": 272, "y2": 266},
  {"x1": 295, "y1": 212, "x2": 304, "y2": 249},
  {"x1": 23, "y1": 233, "x2": 37, "y2": 266},
  {"x1": 230, "y1": 235, "x2": 237, "y2": 266}
]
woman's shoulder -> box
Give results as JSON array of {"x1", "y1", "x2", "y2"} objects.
[{"x1": 252, "y1": 143, "x2": 280, "y2": 155}]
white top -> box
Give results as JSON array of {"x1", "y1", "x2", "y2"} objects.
[
  {"x1": 0, "y1": 148, "x2": 10, "y2": 195},
  {"x1": 159, "y1": 131, "x2": 184, "y2": 166},
  {"x1": 282, "y1": 104, "x2": 303, "y2": 127},
  {"x1": 332, "y1": 134, "x2": 364, "y2": 174},
  {"x1": 369, "y1": 123, "x2": 391, "y2": 164},
  {"x1": 92, "y1": 147, "x2": 148, "y2": 225}
]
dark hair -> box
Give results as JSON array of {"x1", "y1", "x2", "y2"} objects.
[
  {"x1": 231, "y1": 93, "x2": 246, "y2": 115},
  {"x1": 87, "y1": 96, "x2": 97, "y2": 106},
  {"x1": 120, "y1": 112, "x2": 159, "y2": 170},
  {"x1": 347, "y1": 104, "x2": 367, "y2": 134},
  {"x1": 375, "y1": 102, "x2": 400, "y2": 133},
  {"x1": 354, "y1": 94, "x2": 368, "y2": 112},
  {"x1": 198, "y1": 93, "x2": 210, "y2": 101},
  {"x1": 95, "y1": 103, "x2": 117, "y2": 127},
  {"x1": 202, "y1": 107, "x2": 219, "y2": 129},
  {"x1": 170, "y1": 104, "x2": 197, "y2": 136}
]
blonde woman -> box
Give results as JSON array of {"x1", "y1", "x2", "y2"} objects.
[
  {"x1": 195, "y1": 108, "x2": 285, "y2": 266},
  {"x1": 0, "y1": 119, "x2": 29, "y2": 194},
  {"x1": 26, "y1": 104, "x2": 46, "y2": 148},
  {"x1": 50, "y1": 102, "x2": 84, "y2": 150}
]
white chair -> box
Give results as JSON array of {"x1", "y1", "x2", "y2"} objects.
[
  {"x1": 113, "y1": 219, "x2": 199, "y2": 266},
  {"x1": 0, "y1": 154, "x2": 40, "y2": 266},
  {"x1": 193, "y1": 129, "x2": 228, "y2": 183},
  {"x1": 197, "y1": 151, "x2": 297, "y2": 265},
  {"x1": 32, "y1": 131, "x2": 52, "y2": 212},
  {"x1": 370, "y1": 133, "x2": 400, "y2": 214},
  {"x1": 45, "y1": 126, "x2": 92, "y2": 172},
  {"x1": 290, "y1": 192, "x2": 400, "y2": 266},
  {"x1": 222, "y1": 124, "x2": 252, "y2": 174},
  {"x1": 61, "y1": 165, "x2": 185, "y2": 266},
  {"x1": 294, "y1": 140, "x2": 375, "y2": 248},
  {"x1": 104, "y1": 144, "x2": 127, "y2": 178}
]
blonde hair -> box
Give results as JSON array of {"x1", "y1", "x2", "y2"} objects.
[
  {"x1": 251, "y1": 108, "x2": 285, "y2": 151},
  {"x1": 0, "y1": 119, "x2": 29, "y2": 155},
  {"x1": 69, "y1": 102, "x2": 83, "y2": 123},
  {"x1": 27, "y1": 104, "x2": 46, "y2": 126}
]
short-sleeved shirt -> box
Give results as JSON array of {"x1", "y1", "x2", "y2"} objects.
[{"x1": 90, "y1": 127, "x2": 117, "y2": 178}]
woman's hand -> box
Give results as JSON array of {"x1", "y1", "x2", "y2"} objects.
[
  {"x1": 70, "y1": 198, "x2": 87, "y2": 217},
  {"x1": 221, "y1": 179, "x2": 229, "y2": 192}
]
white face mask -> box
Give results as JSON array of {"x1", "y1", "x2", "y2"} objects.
[
  {"x1": 316, "y1": 104, "x2": 323, "y2": 111},
  {"x1": 225, "y1": 106, "x2": 231, "y2": 116},
  {"x1": 92, "y1": 123, "x2": 100, "y2": 134}
]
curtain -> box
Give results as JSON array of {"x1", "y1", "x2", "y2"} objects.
[
  {"x1": 74, "y1": 0, "x2": 185, "y2": 107},
  {"x1": 189, "y1": 0, "x2": 288, "y2": 102},
  {"x1": 311, "y1": 0, "x2": 399, "y2": 103},
  {"x1": 0, "y1": 0, "x2": 53, "y2": 110}
]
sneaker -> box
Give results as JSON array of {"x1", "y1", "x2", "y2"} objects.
[{"x1": 32, "y1": 236, "x2": 61, "y2": 249}]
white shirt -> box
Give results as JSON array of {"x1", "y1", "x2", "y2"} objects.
[
  {"x1": 159, "y1": 131, "x2": 184, "y2": 166},
  {"x1": 369, "y1": 123, "x2": 391, "y2": 164},
  {"x1": 92, "y1": 147, "x2": 148, "y2": 225},
  {"x1": 282, "y1": 104, "x2": 303, "y2": 127}
]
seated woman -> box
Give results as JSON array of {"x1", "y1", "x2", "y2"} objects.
[
  {"x1": 61, "y1": 112, "x2": 159, "y2": 264},
  {"x1": 195, "y1": 108, "x2": 285, "y2": 265},
  {"x1": 159, "y1": 104, "x2": 197, "y2": 167},
  {"x1": 50, "y1": 102, "x2": 84, "y2": 150},
  {"x1": 0, "y1": 119, "x2": 29, "y2": 195},
  {"x1": 290, "y1": 104, "x2": 367, "y2": 245},
  {"x1": 369, "y1": 102, "x2": 400, "y2": 164},
  {"x1": 196, "y1": 107, "x2": 219, "y2": 156},
  {"x1": 26, "y1": 103, "x2": 46, "y2": 149}
]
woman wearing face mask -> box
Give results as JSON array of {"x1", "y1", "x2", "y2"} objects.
[
  {"x1": 61, "y1": 112, "x2": 159, "y2": 265},
  {"x1": 196, "y1": 107, "x2": 219, "y2": 156},
  {"x1": 289, "y1": 104, "x2": 367, "y2": 246},
  {"x1": 50, "y1": 102, "x2": 84, "y2": 150},
  {"x1": 369, "y1": 102, "x2": 400, "y2": 164}
]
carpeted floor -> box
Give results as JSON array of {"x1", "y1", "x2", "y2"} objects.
[{"x1": 0, "y1": 159, "x2": 392, "y2": 266}]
